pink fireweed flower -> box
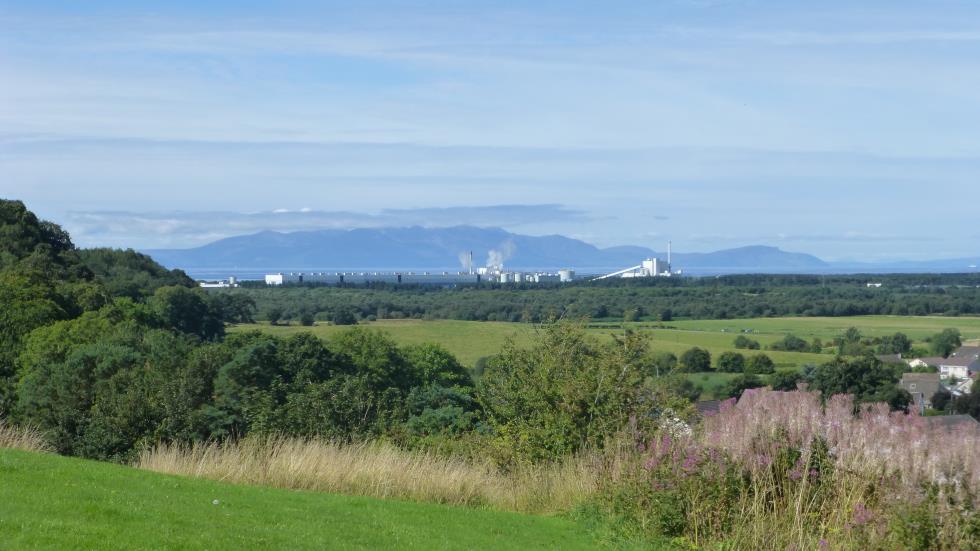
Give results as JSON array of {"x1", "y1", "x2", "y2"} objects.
[{"x1": 851, "y1": 503, "x2": 873, "y2": 527}]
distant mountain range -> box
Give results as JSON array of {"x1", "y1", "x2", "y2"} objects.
[{"x1": 143, "y1": 226, "x2": 979, "y2": 278}]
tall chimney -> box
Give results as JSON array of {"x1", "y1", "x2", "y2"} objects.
[{"x1": 667, "y1": 241, "x2": 672, "y2": 270}]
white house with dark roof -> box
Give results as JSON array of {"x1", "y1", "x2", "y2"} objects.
[{"x1": 937, "y1": 346, "x2": 980, "y2": 380}]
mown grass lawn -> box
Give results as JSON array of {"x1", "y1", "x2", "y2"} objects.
[{"x1": 0, "y1": 448, "x2": 623, "y2": 550}]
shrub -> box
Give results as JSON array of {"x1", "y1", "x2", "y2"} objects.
[
  {"x1": 770, "y1": 369, "x2": 803, "y2": 391},
  {"x1": 745, "y1": 353, "x2": 775, "y2": 374},
  {"x1": 733, "y1": 335, "x2": 760, "y2": 350},
  {"x1": 679, "y1": 347, "x2": 711, "y2": 373},
  {"x1": 331, "y1": 309, "x2": 358, "y2": 325},
  {"x1": 716, "y1": 352, "x2": 745, "y2": 373},
  {"x1": 479, "y1": 323, "x2": 680, "y2": 463},
  {"x1": 769, "y1": 334, "x2": 810, "y2": 352},
  {"x1": 720, "y1": 374, "x2": 764, "y2": 399}
]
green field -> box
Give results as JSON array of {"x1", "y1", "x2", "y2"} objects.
[
  {"x1": 667, "y1": 316, "x2": 980, "y2": 342},
  {"x1": 232, "y1": 319, "x2": 836, "y2": 369},
  {"x1": 0, "y1": 448, "x2": 624, "y2": 550},
  {"x1": 232, "y1": 315, "x2": 980, "y2": 400}
]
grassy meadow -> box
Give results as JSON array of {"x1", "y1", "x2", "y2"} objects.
[
  {"x1": 0, "y1": 448, "x2": 626, "y2": 551},
  {"x1": 231, "y1": 315, "x2": 980, "y2": 399},
  {"x1": 232, "y1": 318, "x2": 840, "y2": 368}
]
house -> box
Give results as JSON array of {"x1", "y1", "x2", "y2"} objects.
[
  {"x1": 899, "y1": 373, "x2": 941, "y2": 413},
  {"x1": 937, "y1": 346, "x2": 980, "y2": 380}
]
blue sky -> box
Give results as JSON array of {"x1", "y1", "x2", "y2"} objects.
[{"x1": 2, "y1": 0, "x2": 979, "y2": 260}]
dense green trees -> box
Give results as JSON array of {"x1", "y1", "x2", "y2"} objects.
[
  {"x1": 929, "y1": 329, "x2": 962, "y2": 357},
  {"x1": 233, "y1": 271, "x2": 980, "y2": 325},
  {"x1": 733, "y1": 335, "x2": 760, "y2": 350},
  {"x1": 770, "y1": 369, "x2": 804, "y2": 391},
  {"x1": 716, "y1": 352, "x2": 745, "y2": 373},
  {"x1": 808, "y1": 355, "x2": 911, "y2": 411},
  {"x1": 76, "y1": 248, "x2": 194, "y2": 300},
  {"x1": 679, "y1": 347, "x2": 712, "y2": 373},
  {"x1": 745, "y1": 354, "x2": 775, "y2": 375},
  {"x1": 769, "y1": 334, "x2": 810, "y2": 352},
  {"x1": 479, "y1": 325, "x2": 673, "y2": 462}
]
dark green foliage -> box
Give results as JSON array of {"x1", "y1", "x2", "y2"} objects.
[
  {"x1": 876, "y1": 332, "x2": 912, "y2": 355},
  {"x1": 77, "y1": 248, "x2": 194, "y2": 300},
  {"x1": 0, "y1": 199, "x2": 87, "y2": 279},
  {"x1": 646, "y1": 351, "x2": 677, "y2": 377},
  {"x1": 770, "y1": 369, "x2": 803, "y2": 391},
  {"x1": 808, "y1": 355, "x2": 911, "y2": 411},
  {"x1": 931, "y1": 389, "x2": 952, "y2": 411},
  {"x1": 769, "y1": 334, "x2": 810, "y2": 352},
  {"x1": 266, "y1": 306, "x2": 284, "y2": 325},
  {"x1": 207, "y1": 293, "x2": 257, "y2": 324},
  {"x1": 733, "y1": 335, "x2": 760, "y2": 350},
  {"x1": 716, "y1": 351, "x2": 745, "y2": 373},
  {"x1": 299, "y1": 311, "x2": 316, "y2": 326},
  {"x1": 745, "y1": 353, "x2": 775, "y2": 375},
  {"x1": 478, "y1": 324, "x2": 657, "y2": 462},
  {"x1": 679, "y1": 347, "x2": 711, "y2": 372},
  {"x1": 930, "y1": 328, "x2": 962, "y2": 357},
  {"x1": 331, "y1": 309, "x2": 358, "y2": 325},
  {"x1": 149, "y1": 286, "x2": 224, "y2": 340},
  {"x1": 241, "y1": 272, "x2": 980, "y2": 324},
  {"x1": 951, "y1": 379, "x2": 980, "y2": 420},
  {"x1": 720, "y1": 374, "x2": 765, "y2": 400}
]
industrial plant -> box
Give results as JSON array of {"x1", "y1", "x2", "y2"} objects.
[
  {"x1": 593, "y1": 242, "x2": 679, "y2": 280},
  {"x1": 260, "y1": 243, "x2": 678, "y2": 286}
]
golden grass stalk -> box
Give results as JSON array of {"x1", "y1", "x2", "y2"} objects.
[
  {"x1": 136, "y1": 434, "x2": 599, "y2": 514},
  {"x1": 0, "y1": 419, "x2": 51, "y2": 453}
]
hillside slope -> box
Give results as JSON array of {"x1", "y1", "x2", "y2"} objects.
[{"x1": 0, "y1": 448, "x2": 614, "y2": 550}]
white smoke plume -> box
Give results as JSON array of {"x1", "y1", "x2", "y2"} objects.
[{"x1": 486, "y1": 239, "x2": 517, "y2": 269}]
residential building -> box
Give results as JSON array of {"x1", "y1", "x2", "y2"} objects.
[
  {"x1": 899, "y1": 373, "x2": 941, "y2": 413},
  {"x1": 937, "y1": 346, "x2": 980, "y2": 380}
]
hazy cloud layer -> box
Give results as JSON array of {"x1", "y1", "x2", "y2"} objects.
[{"x1": 66, "y1": 205, "x2": 589, "y2": 249}]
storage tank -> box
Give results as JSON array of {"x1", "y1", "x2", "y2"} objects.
[{"x1": 558, "y1": 269, "x2": 575, "y2": 282}]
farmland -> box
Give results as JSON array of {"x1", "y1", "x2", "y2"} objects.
[
  {"x1": 232, "y1": 315, "x2": 980, "y2": 399},
  {"x1": 232, "y1": 314, "x2": 980, "y2": 368}
]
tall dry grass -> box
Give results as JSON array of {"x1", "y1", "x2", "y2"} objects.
[
  {"x1": 136, "y1": 435, "x2": 601, "y2": 514},
  {"x1": 0, "y1": 419, "x2": 51, "y2": 453}
]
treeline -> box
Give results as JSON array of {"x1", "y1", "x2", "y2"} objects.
[{"x1": 227, "y1": 275, "x2": 980, "y2": 324}]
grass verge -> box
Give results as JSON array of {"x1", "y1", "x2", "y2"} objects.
[{"x1": 0, "y1": 447, "x2": 630, "y2": 550}]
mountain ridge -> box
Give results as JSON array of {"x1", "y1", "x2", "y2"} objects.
[{"x1": 144, "y1": 225, "x2": 830, "y2": 274}]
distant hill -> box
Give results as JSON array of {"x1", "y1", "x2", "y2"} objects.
[{"x1": 144, "y1": 226, "x2": 830, "y2": 274}]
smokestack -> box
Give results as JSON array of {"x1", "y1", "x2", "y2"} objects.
[
  {"x1": 469, "y1": 251, "x2": 474, "y2": 274},
  {"x1": 667, "y1": 241, "x2": 672, "y2": 270}
]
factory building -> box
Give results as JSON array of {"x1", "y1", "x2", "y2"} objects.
[
  {"x1": 199, "y1": 276, "x2": 239, "y2": 288},
  {"x1": 265, "y1": 272, "x2": 481, "y2": 286},
  {"x1": 593, "y1": 242, "x2": 679, "y2": 281},
  {"x1": 264, "y1": 269, "x2": 572, "y2": 286}
]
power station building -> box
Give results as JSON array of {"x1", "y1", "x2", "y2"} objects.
[{"x1": 263, "y1": 270, "x2": 570, "y2": 286}]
